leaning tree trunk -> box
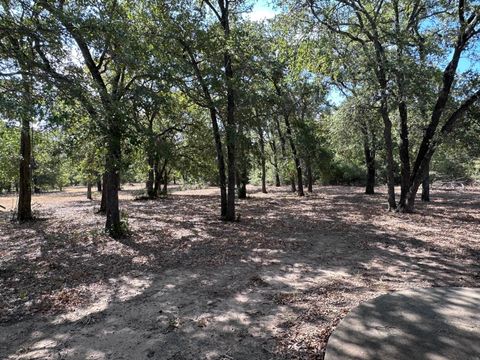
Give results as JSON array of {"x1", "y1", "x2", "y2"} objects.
[
  {"x1": 17, "y1": 113, "x2": 32, "y2": 221},
  {"x1": 182, "y1": 38, "x2": 227, "y2": 220}
]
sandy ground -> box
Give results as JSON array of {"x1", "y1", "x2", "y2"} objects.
[{"x1": 0, "y1": 184, "x2": 479, "y2": 359}]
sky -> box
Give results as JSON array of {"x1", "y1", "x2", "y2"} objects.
[{"x1": 248, "y1": 0, "x2": 277, "y2": 21}]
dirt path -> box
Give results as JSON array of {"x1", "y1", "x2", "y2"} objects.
[{"x1": 1, "y1": 185, "x2": 479, "y2": 359}]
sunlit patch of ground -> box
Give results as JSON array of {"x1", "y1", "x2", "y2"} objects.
[{"x1": 0, "y1": 184, "x2": 479, "y2": 359}]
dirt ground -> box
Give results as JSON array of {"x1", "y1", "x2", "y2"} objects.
[{"x1": 0, "y1": 184, "x2": 479, "y2": 359}]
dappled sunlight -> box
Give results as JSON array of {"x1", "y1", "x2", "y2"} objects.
[{"x1": 1, "y1": 185, "x2": 479, "y2": 359}]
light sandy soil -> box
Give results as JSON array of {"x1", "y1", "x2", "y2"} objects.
[{"x1": 0, "y1": 185, "x2": 479, "y2": 359}]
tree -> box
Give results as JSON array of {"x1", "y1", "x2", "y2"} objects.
[{"x1": 298, "y1": 0, "x2": 480, "y2": 211}]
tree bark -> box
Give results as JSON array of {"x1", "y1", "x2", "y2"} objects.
[
  {"x1": 394, "y1": 3, "x2": 411, "y2": 210},
  {"x1": 222, "y1": 4, "x2": 236, "y2": 222},
  {"x1": 87, "y1": 182, "x2": 92, "y2": 200},
  {"x1": 258, "y1": 127, "x2": 267, "y2": 193},
  {"x1": 284, "y1": 115, "x2": 304, "y2": 197},
  {"x1": 307, "y1": 163, "x2": 313, "y2": 193},
  {"x1": 290, "y1": 176, "x2": 296, "y2": 193},
  {"x1": 380, "y1": 104, "x2": 396, "y2": 209},
  {"x1": 178, "y1": 38, "x2": 227, "y2": 219},
  {"x1": 271, "y1": 137, "x2": 281, "y2": 186},
  {"x1": 104, "y1": 122, "x2": 122, "y2": 238},
  {"x1": 146, "y1": 155, "x2": 155, "y2": 199},
  {"x1": 162, "y1": 168, "x2": 168, "y2": 195},
  {"x1": 99, "y1": 173, "x2": 106, "y2": 213},
  {"x1": 421, "y1": 167, "x2": 430, "y2": 202},
  {"x1": 363, "y1": 138, "x2": 376, "y2": 195},
  {"x1": 17, "y1": 111, "x2": 32, "y2": 221}
]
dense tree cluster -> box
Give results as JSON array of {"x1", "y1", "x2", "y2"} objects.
[{"x1": 1, "y1": 0, "x2": 479, "y2": 237}]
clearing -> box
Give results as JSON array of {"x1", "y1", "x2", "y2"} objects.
[{"x1": 1, "y1": 185, "x2": 479, "y2": 359}]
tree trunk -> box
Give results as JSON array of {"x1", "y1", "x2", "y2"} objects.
[
  {"x1": 180, "y1": 39, "x2": 227, "y2": 220},
  {"x1": 307, "y1": 163, "x2": 313, "y2": 193},
  {"x1": 394, "y1": 6, "x2": 411, "y2": 211},
  {"x1": 258, "y1": 127, "x2": 267, "y2": 193},
  {"x1": 99, "y1": 173, "x2": 106, "y2": 213},
  {"x1": 87, "y1": 182, "x2": 92, "y2": 200},
  {"x1": 363, "y1": 139, "x2": 376, "y2": 195},
  {"x1": 17, "y1": 114, "x2": 32, "y2": 221},
  {"x1": 269, "y1": 138, "x2": 281, "y2": 187},
  {"x1": 238, "y1": 166, "x2": 247, "y2": 199},
  {"x1": 275, "y1": 173, "x2": 281, "y2": 187},
  {"x1": 261, "y1": 162, "x2": 267, "y2": 194},
  {"x1": 397, "y1": 101, "x2": 410, "y2": 208},
  {"x1": 146, "y1": 155, "x2": 155, "y2": 199},
  {"x1": 97, "y1": 178, "x2": 102, "y2": 192},
  {"x1": 162, "y1": 169, "x2": 168, "y2": 195},
  {"x1": 210, "y1": 108, "x2": 228, "y2": 219},
  {"x1": 104, "y1": 122, "x2": 122, "y2": 238},
  {"x1": 284, "y1": 115, "x2": 304, "y2": 197},
  {"x1": 421, "y1": 169, "x2": 430, "y2": 202},
  {"x1": 153, "y1": 160, "x2": 161, "y2": 197},
  {"x1": 365, "y1": 163, "x2": 375, "y2": 195},
  {"x1": 290, "y1": 176, "x2": 296, "y2": 193},
  {"x1": 380, "y1": 104, "x2": 396, "y2": 209},
  {"x1": 224, "y1": 52, "x2": 236, "y2": 221}
]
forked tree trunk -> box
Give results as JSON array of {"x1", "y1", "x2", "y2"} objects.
[{"x1": 17, "y1": 114, "x2": 32, "y2": 221}]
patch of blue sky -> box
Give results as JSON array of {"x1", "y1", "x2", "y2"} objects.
[{"x1": 247, "y1": 0, "x2": 277, "y2": 21}]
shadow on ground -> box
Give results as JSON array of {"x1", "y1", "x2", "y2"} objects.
[
  {"x1": 0, "y1": 185, "x2": 479, "y2": 359},
  {"x1": 325, "y1": 287, "x2": 480, "y2": 360}
]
